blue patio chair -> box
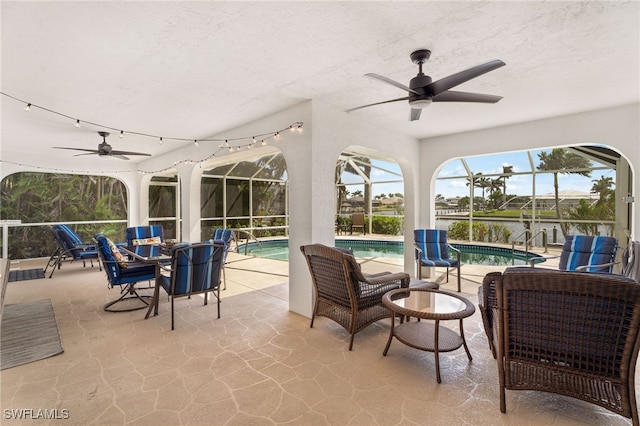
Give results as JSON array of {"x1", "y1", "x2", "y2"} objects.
[
  {"x1": 414, "y1": 229, "x2": 461, "y2": 292},
  {"x1": 212, "y1": 228, "x2": 234, "y2": 290},
  {"x1": 94, "y1": 233, "x2": 157, "y2": 312},
  {"x1": 44, "y1": 224, "x2": 100, "y2": 278},
  {"x1": 559, "y1": 235, "x2": 618, "y2": 273},
  {"x1": 150, "y1": 241, "x2": 225, "y2": 330},
  {"x1": 125, "y1": 225, "x2": 165, "y2": 246}
]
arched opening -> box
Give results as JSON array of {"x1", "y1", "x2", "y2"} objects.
[
  {"x1": 200, "y1": 151, "x2": 288, "y2": 241},
  {"x1": 434, "y1": 145, "x2": 632, "y2": 250},
  {"x1": 335, "y1": 149, "x2": 404, "y2": 237}
]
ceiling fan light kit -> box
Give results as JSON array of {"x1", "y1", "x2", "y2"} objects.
[{"x1": 348, "y1": 49, "x2": 505, "y2": 121}]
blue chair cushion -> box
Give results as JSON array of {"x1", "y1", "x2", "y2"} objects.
[
  {"x1": 559, "y1": 235, "x2": 617, "y2": 273},
  {"x1": 212, "y1": 228, "x2": 234, "y2": 244},
  {"x1": 125, "y1": 226, "x2": 165, "y2": 245},
  {"x1": 95, "y1": 233, "x2": 156, "y2": 285},
  {"x1": 414, "y1": 229, "x2": 459, "y2": 267},
  {"x1": 54, "y1": 224, "x2": 98, "y2": 260},
  {"x1": 159, "y1": 243, "x2": 224, "y2": 295}
]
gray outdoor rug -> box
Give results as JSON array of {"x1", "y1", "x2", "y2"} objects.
[
  {"x1": 1, "y1": 299, "x2": 64, "y2": 370},
  {"x1": 8, "y1": 268, "x2": 45, "y2": 282}
]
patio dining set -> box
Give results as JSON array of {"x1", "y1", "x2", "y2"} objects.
[{"x1": 45, "y1": 224, "x2": 234, "y2": 330}]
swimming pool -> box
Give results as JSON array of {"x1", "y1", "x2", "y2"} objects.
[{"x1": 236, "y1": 239, "x2": 546, "y2": 266}]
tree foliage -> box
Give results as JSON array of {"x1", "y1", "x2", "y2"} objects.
[
  {"x1": 1, "y1": 172, "x2": 128, "y2": 259},
  {"x1": 537, "y1": 148, "x2": 592, "y2": 219}
]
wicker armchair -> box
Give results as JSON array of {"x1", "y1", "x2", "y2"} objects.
[
  {"x1": 300, "y1": 243, "x2": 410, "y2": 350},
  {"x1": 479, "y1": 267, "x2": 640, "y2": 425}
]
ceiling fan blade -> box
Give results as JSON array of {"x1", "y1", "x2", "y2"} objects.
[
  {"x1": 365, "y1": 73, "x2": 421, "y2": 95},
  {"x1": 346, "y1": 97, "x2": 410, "y2": 113},
  {"x1": 432, "y1": 90, "x2": 503, "y2": 103},
  {"x1": 111, "y1": 150, "x2": 151, "y2": 156},
  {"x1": 112, "y1": 155, "x2": 130, "y2": 160},
  {"x1": 53, "y1": 147, "x2": 99, "y2": 154},
  {"x1": 410, "y1": 109, "x2": 422, "y2": 121},
  {"x1": 428, "y1": 59, "x2": 505, "y2": 96},
  {"x1": 73, "y1": 152, "x2": 99, "y2": 157}
]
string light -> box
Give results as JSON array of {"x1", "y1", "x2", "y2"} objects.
[
  {"x1": 2, "y1": 92, "x2": 303, "y2": 148},
  {"x1": 1, "y1": 92, "x2": 304, "y2": 176}
]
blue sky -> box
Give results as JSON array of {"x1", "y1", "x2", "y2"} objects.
[{"x1": 340, "y1": 149, "x2": 615, "y2": 199}]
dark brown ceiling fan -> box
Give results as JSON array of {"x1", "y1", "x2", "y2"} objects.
[
  {"x1": 347, "y1": 49, "x2": 505, "y2": 121},
  {"x1": 53, "y1": 131, "x2": 151, "y2": 160}
]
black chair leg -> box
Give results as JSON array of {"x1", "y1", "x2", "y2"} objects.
[{"x1": 104, "y1": 284, "x2": 152, "y2": 312}]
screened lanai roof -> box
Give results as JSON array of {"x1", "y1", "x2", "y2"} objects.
[{"x1": 435, "y1": 145, "x2": 619, "y2": 199}]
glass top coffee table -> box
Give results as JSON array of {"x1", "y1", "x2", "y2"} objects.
[{"x1": 382, "y1": 287, "x2": 476, "y2": 383}]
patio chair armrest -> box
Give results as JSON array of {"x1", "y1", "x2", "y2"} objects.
[
  {"x1": 364, "y1": 271, "x2": 393, "y2": 278},
  {"x1": 447, "y1": 243, "x2": 460, "y2": 256},
  {"x1": 447, "y1": 244, "x2": 461, "y2": 259},
  {"x1": 529, "y1": 253, "x2": 560, "y2": 267},
  {"x1": 414, "y1": 243, "x2": 423, "y2": 260},
  {"x1": 575, "y1": 261, "x2": 619, "y2": 272},
  {"x1": 363, "y1": 272, "x2": 411, "y2": 287}
]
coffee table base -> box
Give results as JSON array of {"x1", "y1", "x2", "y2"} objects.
[{"x1": 384, "y1": 319, "x2": 472, "y2": 383}]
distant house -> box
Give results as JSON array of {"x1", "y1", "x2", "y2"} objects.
[{"x1": 518, "y1": 190, "x2": 598, "y2": 210}]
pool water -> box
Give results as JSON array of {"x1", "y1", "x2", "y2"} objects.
[{"x1": 237, "y1": 239, "x2": 545, "y2": 266}]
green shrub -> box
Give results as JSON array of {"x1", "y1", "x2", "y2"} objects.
[
  {"x1": 371, "y1": 216, "x2": 403, "y2": 235},
  {"x1": 448, "y1": 221, "x2": 511, "y2": 243}
]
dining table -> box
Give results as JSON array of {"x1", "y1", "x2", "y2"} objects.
[{"x1": 118, "y1": 244, "x2": 172, "y2": 319}]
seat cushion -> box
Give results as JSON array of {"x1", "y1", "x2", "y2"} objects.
[{"x1": 559, "y1": 235, "x2": 617, "y2": 273}]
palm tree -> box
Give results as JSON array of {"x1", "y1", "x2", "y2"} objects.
[
  {"x1": 591, "y1": 176, "x2": 614, "y2": 204},
  {"x1": 537, "y1": 149, "x2": 592, "y2": 218},
  {"x1": 466, "y1": 172, "x2": 484, "y2": 207}
]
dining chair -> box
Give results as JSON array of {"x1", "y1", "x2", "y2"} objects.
[
  {"x1": 413, "y1": 229, "x2": 461, "y2": 292},
  {"x1": 211, "y1": 228, "x2": 234, "y2": 290},
  {"x1": 350, "y1": 213, "x2": 365, "y2": 234},
  {"x1": 153, "y1": 241, "x2": 225, "y2": 330},
  {"x1": 44, "y1": 224, "x2": 100, "y2": 278},
  {"x1": 125, "y1": 225, "x2": 165, "y2": 246},
  {"x1": 94, "y1": 233, "x2": 157, "y2": 312},
  {"x1": 300, "y1": 243, "x2": 410, "y2": 350}
]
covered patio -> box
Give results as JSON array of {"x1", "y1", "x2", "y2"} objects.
[
  {"x1": 1, "y1": 2, "x2": 639, "y2": 424},
  {"x1": 10, "y1": 249, "x2": 631, "y2": 426}
]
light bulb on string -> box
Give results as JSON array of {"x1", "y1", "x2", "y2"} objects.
[
  {"x1": 24, "y1": 103, "x2": 31, "y2": 112},
  {"x1": 194, "y1": 140, "x2": 199, "y2": 147},
  {"x1": 119, "y1": 131, "x2": 124, "y2": 138},
  {"x1": 159, "y1": 137, "x2": 163, "y2": 145},
  {"x1": 75, "y1": 119, "x2": 80, "y2": 128}
]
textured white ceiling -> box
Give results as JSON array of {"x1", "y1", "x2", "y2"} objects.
[{"x1": 2, "y1": 1, "x2": 639, "y2": 163}]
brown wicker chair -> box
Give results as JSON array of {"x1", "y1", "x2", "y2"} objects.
[
  {"x1": 479, "y1": 267, "x2": 640, "y2": 425},
  {"x1": 300, "y1": 243, "x2": 411, "y2": 350}
]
